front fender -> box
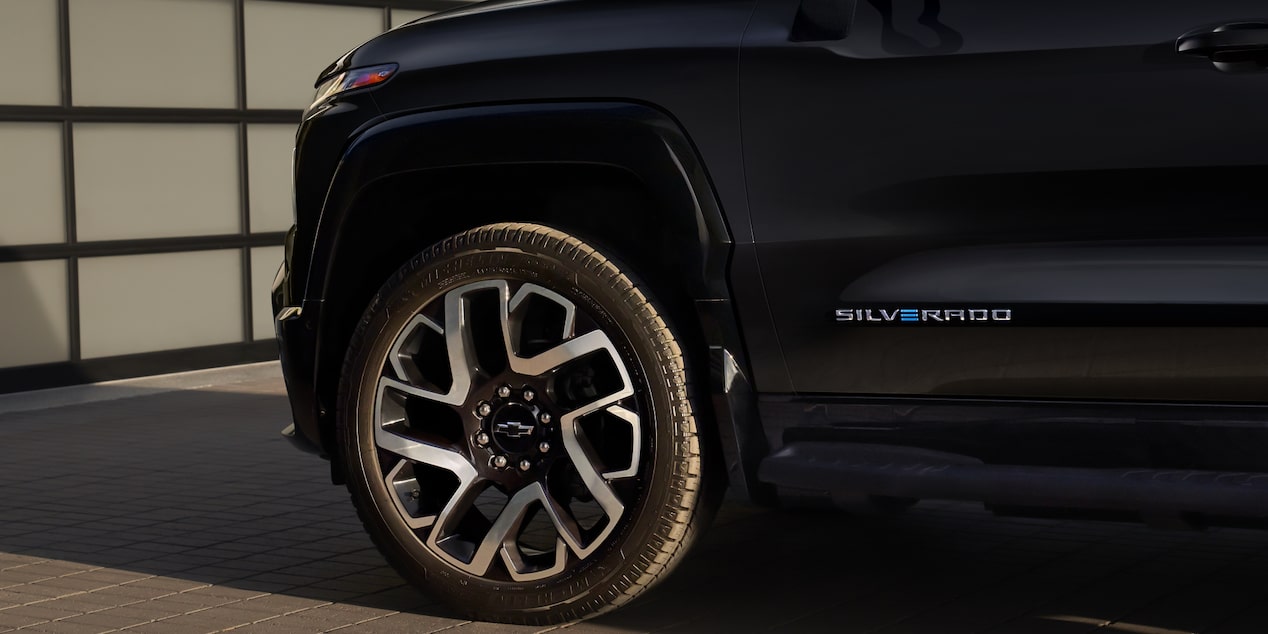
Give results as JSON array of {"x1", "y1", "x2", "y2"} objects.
[{"x1": 303, "y1": 100, "x2": 772, "y2": 501}]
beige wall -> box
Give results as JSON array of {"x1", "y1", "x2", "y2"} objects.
[
  {"x1": 0, "y1": 1, "x2": 60, "y2": 106},
  {"x1": 0, "y1": 1, "x2": 449, "y2": 378}
]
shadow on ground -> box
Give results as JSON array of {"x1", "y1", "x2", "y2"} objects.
[{"x1": 2, "y1": 379, "x2": 1268, "y2": 633}]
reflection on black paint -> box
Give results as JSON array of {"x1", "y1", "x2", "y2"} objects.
[
  {"x1": 846, "y1": 167, "x2": 1268, "y2": 239},
  {"x1": 864, "y1": 0, "x2": 963, "y2": 54}
]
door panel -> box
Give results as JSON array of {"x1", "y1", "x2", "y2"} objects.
[{"x1": 741, "y1": 0, "x2": 1268, "y2": 401}]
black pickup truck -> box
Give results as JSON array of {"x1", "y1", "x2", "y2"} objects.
[{"x1": 272, "y1": 0, "x2": 1268, "y2": 623}]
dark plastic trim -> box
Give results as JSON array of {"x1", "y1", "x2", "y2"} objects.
[
  {"x1": 760, "y1": 441, "x2": 1268, "y2": 518},
  {"x1": 302, "y1": 101, "x2": 734, "y2": 304}
]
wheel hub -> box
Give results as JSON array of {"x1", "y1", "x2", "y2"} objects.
[
  {"x1": 482, "y1": 387, "x2": 551, "y2": 460},
  {"x1": 491, "y1": 404, "x2": 537, "y2": 452},
  {"x1": 474, "y1": 380, "x2": 557, "y2": 479}
]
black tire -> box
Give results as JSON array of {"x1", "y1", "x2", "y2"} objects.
[{"x1": 337, "y1": 223, "x2": 713, "y2": 624}]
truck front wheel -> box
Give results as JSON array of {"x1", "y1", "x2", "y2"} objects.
[{"x1": 337, "y1": 223, "x2": 713, "y2": 624}]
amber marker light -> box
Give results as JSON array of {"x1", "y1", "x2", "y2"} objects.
[
  {"x1": 306, "y1": 63, "x2": 398, "y2": 117},
  {"x1": 344, "y1": 66, "x2": 396, "y2": 89}
]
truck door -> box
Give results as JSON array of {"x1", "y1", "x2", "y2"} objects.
[{"x1": 741, "y1": 0, "x2": 1268, "y2": 401}]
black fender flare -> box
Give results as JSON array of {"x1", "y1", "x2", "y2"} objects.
[{"x1": 304, "y1": 101, "x2": 729, "y2": 302}]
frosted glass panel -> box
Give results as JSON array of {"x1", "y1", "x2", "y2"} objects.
[
  {"x1": 247, "y1": 124, "x2": 297, "y2": 233},
  {"x1": 0, "y1": 0, "x2": 60, "y2": 106},
  {"x1": 0, "y1": 123, "x2": 64, "y2": 245},
  {"x1": 392, "y1": 9, "x2": 436, "y2": 28},
  {"x1": 244, "y1": 1, "x2": 384, "y2": 109},
  {"x1": 80, "y1": 251, "x2": 242, "y2": 358},
  {"x1": 0, "y1": 260, "x2": 69, "y2": 368},
  {"x1": 251, "y1": 246, "x2": 285, "y2": 340},
  {"x1": 70, "y1": 0, "x2": 236, "y2": 108},
  {"x1": 75, "y1": 124, "x2": 240, "y2": 241}
]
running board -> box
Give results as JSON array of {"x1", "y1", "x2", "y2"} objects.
[{"x1": 758, "y1": 442, "x2": 1268, "y2": 517}]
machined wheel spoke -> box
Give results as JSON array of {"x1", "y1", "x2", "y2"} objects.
[
  {"x1": 538, "y1": 483, "x2": 591, "y2": 556},
  {"x1": 423, "y1": 481, "x2": 569, "y2": 580},
  {"x1": 386, "y1": 460, "x2": 438, "y2": 529},
  {"x1": 433, "y1": 279, "x2": 612, "y2": 380},
  {"x1": 601, "y1": 404, "x2": 642, "y2": 479},
  {"x1": 376, "y1": 425, "x2": 481, "y2": 540},
  {"x1": 378, "y1": 375, "x2": 459, "y2": 407},
  {"x1": 509, "y1": 329, "x2": 619, "y2": 377},
  {"x1": 425, "y1": 474, "x2": 491, "y2": 565},
  {"x1": 554, "y1": 410, "x2": 629, "y2": 557},
  {"x1": 386, "y1": 314, "x2": 467, "y2": 405},
  {"x1": 469, "y1": 483, "x2": 554, "y2": 577},
  {"x1": 375, "y1": 380, "x2": 477, "y2": 481},
  {"x1": 552, "y1": 345, "x2": 637, "y2": 557},
  {"x1": 375, "y1": 419, "x2": 476, "y2": 483},
  {"x1": 444, "y1": 280, "x2": 507, "y2": 389},
  {"x1": 500, "y1": 535, "x2": 567, "y2": 583},
  {"x1": 388, "y1": 314, "x2": 443, "y2": 388},
  {"x1": 508, "y1": 284, "x2": 577, "y2": 343}
]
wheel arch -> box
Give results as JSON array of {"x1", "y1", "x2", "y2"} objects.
[{"x1": 306, "y1": 101, "x2": 770, "y2": 501}]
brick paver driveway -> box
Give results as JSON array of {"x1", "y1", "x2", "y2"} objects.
[{"x1": 3, "y1": 373, "x2": 1268, "y2": 633}]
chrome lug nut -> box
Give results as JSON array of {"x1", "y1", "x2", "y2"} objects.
[
  {"x1": 519, "y1": 459, "x2": 533, "y2": 472},
  {"x1": 475, "y1": 432, "x2": 490, "y2": 446},
  {"x1": 538, "y1": 441, "x2": 551, "y2": 454},
  {"x1": 476, "y1": 402, "x2": 493, "y2": 417},
  {"x1": 492, "y1": 455, "x2": 509, "y2": 469},
  {"x1": 522, "y1": 388, "x2": 536, "y2": 402},
  {"x1": 539, "y1": 412, "x2": 552, "y2": 425},
  {"x1": 496, "y1": 385, "x2": 512, "y2": 398}
]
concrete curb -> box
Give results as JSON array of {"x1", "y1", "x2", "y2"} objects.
[{"x1": 0, "y1": 361, "x2": 283, "y2": 416}]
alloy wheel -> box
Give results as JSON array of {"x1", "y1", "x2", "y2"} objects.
[{"x1": 370, "y1": 279, "x2": 646, "y2": 582}]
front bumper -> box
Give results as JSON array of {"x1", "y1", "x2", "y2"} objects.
[{"x1": 272, "y1": 230, "x2": 324, "y2": 457}]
